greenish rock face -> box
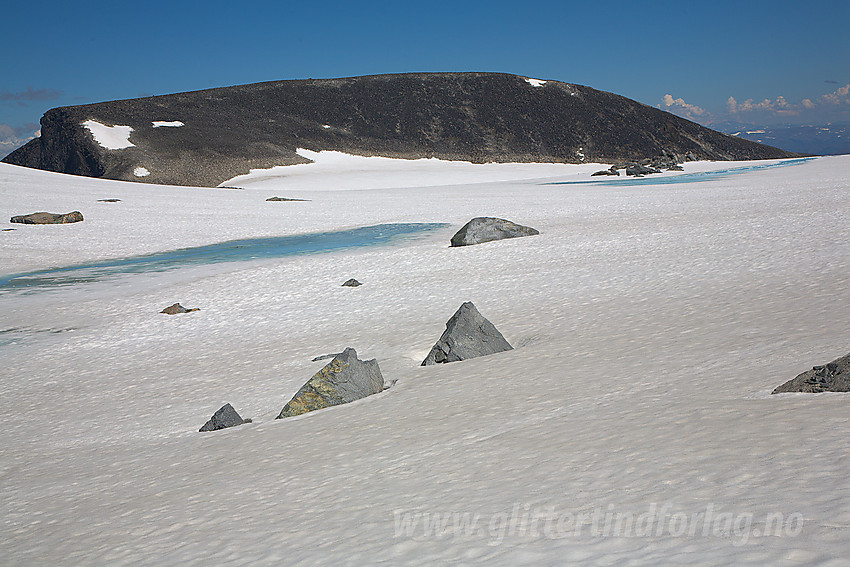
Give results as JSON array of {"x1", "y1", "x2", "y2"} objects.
[{"x1": 277, "y1": 348, "x2": 384, "y2": 419}]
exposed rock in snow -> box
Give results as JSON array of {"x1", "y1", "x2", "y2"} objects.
[
  {"x1": 10, "y1": 211, "x2": 83, "y2": 224},
  {"x1": 160, "y1": 303, "x2": 200, "y2": 315},
  {"x1": 277, "y1": 348, "x2": 384, "y2": 418},
  {"x1": 341, "y1": 278, "x2": 362, "y2": 287},
  {"x1": 421, "y1": 302, "x2": 513, "y2": 365},
  {"x1": 199, "y1": 403, "x2": 249, "y2": 432},
  {"x1": 450, "y1": 217, "x2": 539, "y2": 247},
  {"x1": 772, "y1": 352, "x2": 850, "y2": 393}
]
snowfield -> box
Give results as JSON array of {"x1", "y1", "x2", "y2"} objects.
[{"x1": 1, "y1": 154, "x2": 849, "y2": 565}]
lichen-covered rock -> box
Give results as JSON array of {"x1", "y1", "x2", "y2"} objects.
[
  {"x1": 199, "y1": 403, "x2": 249, "y2": 432},
  {"x1": 10, "y1": 211, "x2": 84, "y2": 224},
  {"x1": 450, "y1": 217, "x2": 539, "y2": 247},
  {"x1": 772, "y1": 352, "x2": 850, "y2": 393},
  {"x1": 421, "y1": 302, "x2": 513, "y2": 365},
  {"x1": 160, "y1": 303, "x2": 200, "y2": 314},
  {"x1": 277, "y1": 348, "x2": 383, "y2": 418}
]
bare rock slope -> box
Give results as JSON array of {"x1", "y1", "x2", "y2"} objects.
[{"x1": 3, "y1": 72, "x2": 802, "y2": 187}]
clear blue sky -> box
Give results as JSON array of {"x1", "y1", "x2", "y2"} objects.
[{"x1": 2, "y1": 0, "x2": 848, "y2": 150}]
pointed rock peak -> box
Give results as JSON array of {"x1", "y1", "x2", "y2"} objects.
[
  {"x1": 199, "y1": 403, "x2": 249, "y2": 432},
  {"x1": 421, "y1": 302, "x2": 513, "y2": 365},
  {"x1": 342, "y1": 278, "x2": 363, "y2": 287},
  {"x1": 277, "y1": 347, "x2": 384, "y2": 419},
  {"x1": 450, "y1": 217, "x2": 539, "y2": 247}
]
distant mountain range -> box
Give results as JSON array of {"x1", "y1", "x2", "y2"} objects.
[
  {"x1": 2, "y1": 73, "x2": 802, "y2": 187},
  {"x1": 714, "y1": 122, "x2": 850, "y2": 156}
]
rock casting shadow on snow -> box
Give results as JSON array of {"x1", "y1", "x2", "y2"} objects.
[
  {"x1": 199, "y1": 403, "x2": 251, "y2": 432},
  {"x1": 772, "y1": 352, "x2": 850, "y2": 393},
  {"x1": 277, "y1": 348, "x2": 384, "y2": 418},
  {"x1": 421, "y1": 301, "x2": 513, "y2": 365},
  {"x1": 450, "y1": 217, "x2": 539, "y2": 247}
]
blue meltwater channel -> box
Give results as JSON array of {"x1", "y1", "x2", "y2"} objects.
[{"x1": 0, "y1": 223, "x2": 450, "y2": 295}]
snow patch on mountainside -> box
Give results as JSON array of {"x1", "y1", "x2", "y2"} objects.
[
  {"x1": 81, "y1": 119, "x2": 134, "y2": 149},
  {"x1": 525, "y1": 78, "x2": 547, "y2": 87}
]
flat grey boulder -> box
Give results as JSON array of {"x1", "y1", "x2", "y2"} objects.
[
  {"x1": 450, "y1": 217, "x2": 539, "y2": 247},
  {"x1": 266, "y1": 196, "x2": 310, "y2": 201},
  {"x1": 772, "y1": 352, "x2": 850, "y2": 393},
  {"x1": 277, "y1": 348, "x2": 383, "y2": 418},
  {"x1": 199, "y1": 403, "x2": 250, "y2": 432},
  {"x1": 10, "y1": 211, "x2": 84, "y2": 224},
  {"x1": 421, "y1": 302, "x2": 513, "y2": 365},
  {"x1": 161, "y1": 303, "x2": 200, "y2": 314}
]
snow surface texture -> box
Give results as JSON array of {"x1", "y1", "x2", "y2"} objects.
[
  {"x1": 1, "y1": 154, "x2": 850, "y2": 565},
  {"x1": 152, "y1": 121, "x2": 184, "y2": 128},
  {"x1": 81, "y1": 119, "x2": 135, "y2": 149}
]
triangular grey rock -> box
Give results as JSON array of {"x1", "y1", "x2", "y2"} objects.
[
  {"x1": 421, "y1": 302, "x2": 513, "y2": 365},
  {"x1": 277, "y1": 348, "x2": 384, "y2": 418},
  {"x1": 772, "y1": 352, "x2": 850, "y2": 393},
  {"x1": 199, "y1": 403, "x2": 248, "y2": 432},
  {"x1": 450, "y1": 217, "x2": 539, "y2": 247}
]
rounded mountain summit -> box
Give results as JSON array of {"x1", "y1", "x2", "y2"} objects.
[{"x1": 3, "y1": 72, "x2": 802, "y2": 187}]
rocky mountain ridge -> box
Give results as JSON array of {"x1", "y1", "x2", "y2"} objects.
[{"x1": 2, "y1": 72, "x2": 802, "y2": 187}]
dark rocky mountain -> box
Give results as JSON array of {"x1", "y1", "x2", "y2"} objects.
[{"x1": 2, "y1": 73, "x2": 803, "y2": 187}]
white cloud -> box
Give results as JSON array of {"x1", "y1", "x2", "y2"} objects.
[
  {"x1": 728, "y1": 84, "x2": 850, "y2": 119},
  {"x1": 660, "y1": 94, "x2": 708, "y2": 120},
  {"x1": 821, "y1": 84, "x2": 850, "y2": 105}
]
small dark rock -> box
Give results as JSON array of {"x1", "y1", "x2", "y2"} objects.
[
  {"x1": 266, "y1": 196, "x2": 310, "y2": 201},
  {"x1": 450, "y1": 217, "x2": 539, "y2": 247},
  {"x1": 97, "y1": 199, "x2": 121, "y2": 202},
  {"x1": 277, "y1": 348, "x2": 384, "y2": 418},
  {"x1": 772, "y1": 352, "x2": 850, "y2": 393},
  {"x1": 591, "y1": 169, "x2": 620, "y2": 176},
  {"x1": 422, "y1": 302, "x2": 513, "y2": 365},
  {"x1": 160, "y1": 303, "x2": 200, "y2": 314},
  {"x1": 199, "y1": 403, "x2": 249, "y2": 432},
  {"x1": 342, "y1": 278, "x2": 362, "y2": 287},
  {"x1": 10, "y1": 211, "x2": 84, "y2": 224},
  {"x1": 2, "y1": 228, "x2": 16, "y2": 231},
  {"x1": 667, "y1": 165, "x2": 684, "y2": 171}
]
